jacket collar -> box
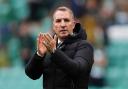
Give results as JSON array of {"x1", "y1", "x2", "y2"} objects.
[{"x1": 63, "y1": 23, "x2": 87, "y2": 44}]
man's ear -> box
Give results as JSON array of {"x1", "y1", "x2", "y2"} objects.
[
  {"x1": 72, "y1": 20, "x2": 76, "y2": 31},
  {"x1": 73, "y1": 18, "x2": 80, "y2": 28}
]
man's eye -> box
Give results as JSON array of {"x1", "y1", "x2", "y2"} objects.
[
  {"x1": 64, "y1": 19, "x2": 70, "y2": 22},
  {"x1": 56, "y1": 19, "x2": 61, "y2": 23}
]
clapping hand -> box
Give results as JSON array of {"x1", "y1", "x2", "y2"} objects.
[
  {"x1": 37, "y1": 33, "x2": 47, "y2": 57},
  {"x1": 37, "y1": 32, "x2": 57, "y2": 56},
  {"x1": 43, "y1": 33, "x2": 57, "y2": 53}
]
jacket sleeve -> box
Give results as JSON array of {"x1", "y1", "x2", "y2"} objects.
[
  {"x1": 52, "y1": 41, "x2": 94, "y2": 77},
  {"x1": 25, "y1": 53, "x2": 45, "y2": 80}
]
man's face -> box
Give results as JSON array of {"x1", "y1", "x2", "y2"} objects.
[{"x1": 53, "y1": 10, "x2": 75, "y2": 39}]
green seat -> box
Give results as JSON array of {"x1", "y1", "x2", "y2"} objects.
[{"x1": 0, "y1": 67, "x2": 42, "y2": 89}]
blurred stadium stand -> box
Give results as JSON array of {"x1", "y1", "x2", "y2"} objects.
[
  {"x1": 105, "y1": 25, "x2": 128, "y2": 89},
  {"x1": 0, "y1": 66, "x2": 42, "y2": 89}
]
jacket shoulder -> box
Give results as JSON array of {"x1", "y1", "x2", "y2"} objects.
[{"x1": 77, "y1": 40, "x2": 93, "y2": 50}]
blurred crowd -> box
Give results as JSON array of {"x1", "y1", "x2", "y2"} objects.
[{"x1": 0, "y1": 0, "x2": 128, "y2": 88}]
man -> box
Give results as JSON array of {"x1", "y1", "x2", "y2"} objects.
[{"x1": 25, "y1": 6, "x2": 94, "y2": 89}]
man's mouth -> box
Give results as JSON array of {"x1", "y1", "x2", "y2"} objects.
[{"x1": 60, "y1": 30, "x2": 68, "y2": 33}]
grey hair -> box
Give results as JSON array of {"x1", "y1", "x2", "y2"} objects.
[{"x1": 52, "y1": 6, "x2": 74, "y2": 19}]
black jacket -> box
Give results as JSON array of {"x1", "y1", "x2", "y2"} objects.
[{"x1": 25, "y1": 23, "x2": 94, "y2": 89}]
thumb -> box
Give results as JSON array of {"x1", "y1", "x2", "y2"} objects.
[{"x1": 53, "y1": 34, "x2": 57, "y2": 41}]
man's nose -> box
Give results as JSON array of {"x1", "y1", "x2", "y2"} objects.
[{"x1": 60, "y1": 20, "x2": 66, "y2": 27}]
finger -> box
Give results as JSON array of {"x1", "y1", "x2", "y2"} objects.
[
  {"x1": 46, "y1": 33, "x2": 55, "y2": 46},
  {"x1": 37, "y1": 37, "x2": 39, "y2": 50},
  {"x1": 43, "y1": 41, "x2": 52, "y2": 53},
  {"x1": 47, "y1": 33, "x2": 56, "y2": 45},
  {"x1": 47, "y1": 33, "x2": 53, "y2": 39},
  {"x1": 43, "y1": 34, "x2": 52, "y2": 49},
  {"x1": 39, "y1": 33, "x2": 44, "y2": 46},
  {"x1": 43, "y1": 34, "x2": 51, "y2": 43},
  {"x1": 43, "y1": 33, "x2": 56, "y2": 51},
  {"x1": 53, "y1": 34, "x2": 57, "y2": 41}
]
